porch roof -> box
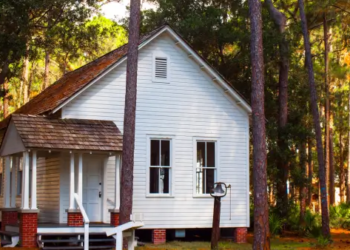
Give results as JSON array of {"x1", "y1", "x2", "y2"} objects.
[{"x1": 1, "y1": 114, "x2": 123, "y2": 154}]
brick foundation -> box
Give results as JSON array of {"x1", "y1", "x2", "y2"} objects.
[
  {"x1": 19, "y1": 212, "x2": 38, "y2": 248},
  {"x1": 110, "y1": 212, "x2": 120, "y2": 227},
  {"x1": 153, "y1": 229, "x2": 166, "y2": 245},
  {"x1": 1, "y1": 210, "x2": 18, "y2": 231},
  {"x1": 67, "y1": 211, "x2": 83, "y2": 226},
  {"x1": 234, "y1": 227, "x2": 247, "y2": 244}
]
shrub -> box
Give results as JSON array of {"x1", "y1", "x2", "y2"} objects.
[
  {"x1": 269, "y1": 213, "x2": 285, "y2": 236},
  {"x1": 303, "y1": 210, "x2": 322, "y2": 238},
  {"x1": 316, "y1": 235, "x2": 331, "y2": 248},
  {"x1": 329, "y1": 203, "x2": 350, "y2": 229}
]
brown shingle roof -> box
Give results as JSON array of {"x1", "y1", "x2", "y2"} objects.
[{"x1": 10, "y1": 114, "x2": 122, "y2": 151}]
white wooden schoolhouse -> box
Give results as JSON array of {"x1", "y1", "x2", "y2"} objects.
[{"x1": 0, "y1": 25, "x2": 251, "y2": 249}]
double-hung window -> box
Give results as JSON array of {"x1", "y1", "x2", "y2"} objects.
[
  {"x1": 149, "y1": 139, "x2": 172, "y2": 194},
  {"x1": 195, "y1": 140, "x2": 217, "y2": 195}
]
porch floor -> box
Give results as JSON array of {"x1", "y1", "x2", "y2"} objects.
[{"x1": 38, "y1": 223, "x2": 113, "y2": 228}]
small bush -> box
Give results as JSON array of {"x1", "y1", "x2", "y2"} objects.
[
  {"x1": 329, "y1": 203, "x2": 350, "y2": 229},
  {"x1": 316, "y1": 235, "x2": 331, "y2": 248},
  {"x1": 269, "y1": 213, "x2": 284, "y2": 236},
  {"x1": 303, "y1": 210, "x2": 322, "y2": 238}
]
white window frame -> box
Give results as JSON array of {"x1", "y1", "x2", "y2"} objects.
[
  {"x1": 193, "y1": 137, "x2": 220, "y2": 198},
  {"x1": 146, "y1": 135, "x2": 175, "y2": 198},
  {"x1": 152, "y1": 52, "x2": 170, "y2": 83}
]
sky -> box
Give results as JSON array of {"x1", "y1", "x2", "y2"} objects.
[{"x1": 101, "y1": 0, "x2": 157, "y2": 21}]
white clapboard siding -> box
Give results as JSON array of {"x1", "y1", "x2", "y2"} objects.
[
  {"x1": 62, "y1": 33, "x2": 250, "y2": 229},
  {"x1": 37, "y1": 156, "x2": 60, "y2": 223}
]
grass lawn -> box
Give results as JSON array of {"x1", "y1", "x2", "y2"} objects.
[
  {"x1": 136, "y1": 229, "x2": 350, "y2": 250},
  {"x1": 136, "y1": 237, "x2": 313, "y2": 250}
]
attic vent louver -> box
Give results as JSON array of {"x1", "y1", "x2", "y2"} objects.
[{"x1": 155, "y1": 57, "x2": 168, "y2": 79}]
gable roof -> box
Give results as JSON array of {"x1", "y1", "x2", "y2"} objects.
[
  {"x1": 1, "y1": 114, "x2": 122, "y2": 154},
  {"x1": 0, "y1": 25, "x2": 251, "y2": 128}
]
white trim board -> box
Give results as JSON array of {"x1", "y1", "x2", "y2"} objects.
[{"x1": 51, "y1": 26, "x2": 251, "y2": 115}]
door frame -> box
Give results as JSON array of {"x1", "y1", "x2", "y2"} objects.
[{"x1": 83, "y1": 155, "x2": 103, "y2": 223}]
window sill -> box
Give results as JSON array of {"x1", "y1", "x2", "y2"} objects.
[
  {"x1": 193, "y1": 194, "x2": 212, "y2": 198},
  {"x1": 146, "y1": 194, "x2": 174, "y2": 198}
]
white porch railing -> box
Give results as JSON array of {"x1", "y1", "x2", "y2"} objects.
[
  {"x1": 74, "y1": 193, "x2": 90, "y2": 250},
  {"x1": 105, "y1": 215, "x2": 144, "y2": 250}
]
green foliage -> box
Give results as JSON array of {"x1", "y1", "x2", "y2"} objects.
[
  {"x1": 269, "y1": 213, "x2": 285, "y2": 237},
  {"x1": 316, "y1": 235, "x2": 331, "y2": 248},
  {"x1": 329, "y1": 203, "x2": 350, "y2": 229},
  {"x1": 303, "y1": 210, "x2": 322, "y2": 238},
  {"x1": 278, "y1": 205, "x2": 322, "y2": 238},
  {"x1": 0, "y1": 2, "x2": 127, "y2": 116}
]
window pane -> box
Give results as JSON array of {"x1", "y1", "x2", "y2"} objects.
[
  {"x1": 205, "y1": 169, "x2": 215, "y2": 194},
  {"x1": 196, "y1": 168, "x2": 203, "y2": 194},
  {"x1": 207, "y1": 142, "x2": 215, "y2": 167},
  {"x1": 160, "y1": 168, "x2": 170, "y2": 194},
  {"x1": 17, "y1": 171, "x2": 22, "y2": 195},
  {"x1": 161, "y1": 140, "x2": 170, "y2": 166},
  {"x1": 150, "y1": 168, "x2": 159, "y2": 193},
  {"x1": 150, "y1": 140, "x2": 160, "y2": 166},
  {"x1": 197, "y1": 142, "x2": 206, "y2": 167}
]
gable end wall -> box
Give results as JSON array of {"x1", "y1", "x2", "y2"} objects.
[{"x1": 62, "y1": 33, "x2": 250, "y2": 229}]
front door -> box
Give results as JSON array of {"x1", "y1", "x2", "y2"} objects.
[{"x1": 83, "y1": 158, "x2": 102, "y2": 222}]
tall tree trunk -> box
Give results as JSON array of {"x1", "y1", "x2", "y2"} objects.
[
  {"x1": 21, "y1": 46, "x2": 30, "y2": 104},
  {"x1": 264, "y1": 0, "x2": 289, "y2": 217},
  {"x1": 43, "y1": 51, "x2": 50, "y2": 90},
  {"x1": 307, "y1": 138, "x2": 313, "y2": 208},
  {"x1": 249, "y1": 0, "x2": 270, "y2": 249},
  {"x1": 329, "y1": 128, "x2": 335, "y2": 205},
  {"x1": 347, "y1": 83, "x2": 350, "y2": 203},
  {"x1": 339, "y1": 131, "x2": 345, "y2": 203},
  {"x1": 323, "y1": 14, "x2": 330, "y2": 207},
  {"x1": 119, "y1": 0, "x2": 141, "y2": 225},
  {"x1": 0, "y1": 62, "x2": 9, "y2": 118},
  {"x1": 300, "y1": 142, "x2": 307, "y2": 222},
  {"x1": 3, "y1": 80, "x2": 8, "y2": 119},
  {"x1": 298, "y1": 0, "x2": 331, "y2": 238}
]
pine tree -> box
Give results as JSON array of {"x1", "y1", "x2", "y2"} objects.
[
  {"x1": 249, "y1": 0, "x2": 270, "y2": 248},
  {"x1": 120, "y1": 0, "x2": 141, "y2": 225}
]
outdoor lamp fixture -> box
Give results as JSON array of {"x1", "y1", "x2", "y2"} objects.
[{"x1": 210, "y1": 182, "x2": 228, "y2": 250}]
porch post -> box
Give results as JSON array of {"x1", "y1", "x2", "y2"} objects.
[
  {"x1": 11, "y1": 157, "x2": 17, "y2": 208},
  {"x1": 78, "y1": 153, "x2": 83, "y2": 204},
  {"x1": 22, "y1": 151, "x2": 30, "y2": 210},
  {"x1": 115, "y1": 154, "x2": 120, "y2": 210},
  {"x1": 4, "y1": 156, "x2": 11, "y2": 208},
  {"x1": 31, "y1": 151, "x2": 37, "y2": 209},
  {"x1": 69, "y1": 153, "x2": 75, "y2": 210},
  {"x1": 110, "y1": 154, "x2": 121, "y2": 227}
]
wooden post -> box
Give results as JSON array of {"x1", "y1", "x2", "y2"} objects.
[
  {"x1": 31, "y1": 151, "x2": 37, "y2": 209},
  {"x1": 211, "y1": 197, "x2": 221, "y2": 250},
  {"x1": 69, "y1": 153, "x2": 75, "y2": 210},
  {"x1": 78, "y1": 153, "x2": 83, "y2": 204},
  {"x1": 22, "y1": 152, "x2": 30, "y2": 210},
  {"x1": 4, "y1": 157, "x2": 11, "y2": 208},
  {"x1": 115, "y1": 155, "x2": 121, "y2": 210}
]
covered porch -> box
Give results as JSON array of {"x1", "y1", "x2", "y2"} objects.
[{"x1": 0, "y1": 114, "x2": 123, "y2": 247}]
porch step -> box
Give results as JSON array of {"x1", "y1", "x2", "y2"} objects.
[
  {"x1": 0, "y1": 230, "x2": 20, "y2": 247},
  {"x1": 42, "y1": 246, "x2": 113, "y2": 250},
  {"x1": 38, "y1": 232, "x2": 115, "y2": 250}
]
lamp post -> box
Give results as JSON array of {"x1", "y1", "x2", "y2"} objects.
[{"x1": 210, "y1": 182, "x2": 228, "y2": 250}]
